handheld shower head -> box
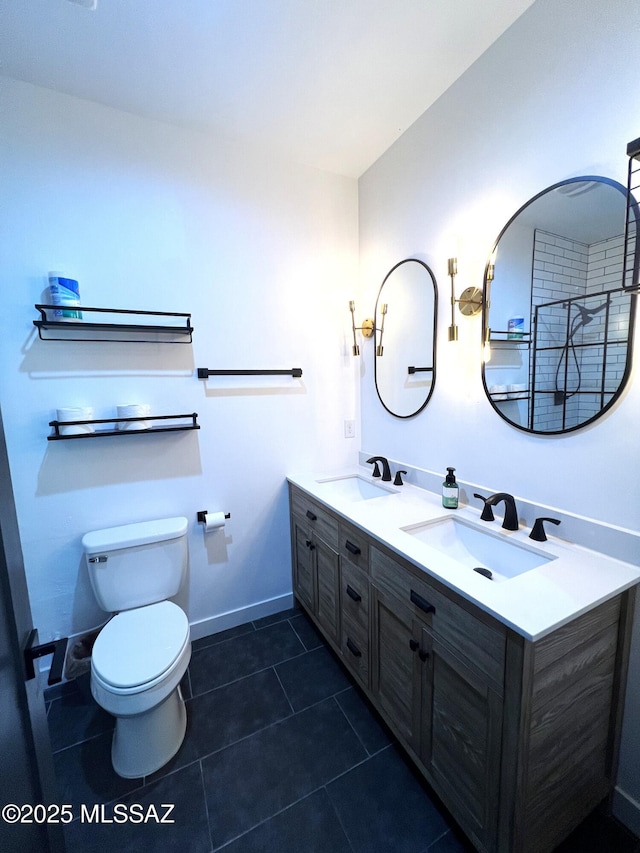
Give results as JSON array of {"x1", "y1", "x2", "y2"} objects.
[{"x1": 574, "y1": 300, "x2": 607, "y2": 328}]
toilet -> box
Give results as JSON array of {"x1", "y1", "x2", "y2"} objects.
[{"x1": 82, "y1": 516, "x2": 191, "y2": 779}]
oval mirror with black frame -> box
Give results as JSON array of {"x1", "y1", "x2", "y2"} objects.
[
  {"x1": 482, "y1": 176, "x2": 638, "y2": 434},
  {"x1": 374, "y1": 258, "x2": 438, "y2": 418}
]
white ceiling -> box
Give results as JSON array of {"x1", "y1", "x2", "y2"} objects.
[{"x1": 0, "y1": 0, "x2": 536, "y2": 177}]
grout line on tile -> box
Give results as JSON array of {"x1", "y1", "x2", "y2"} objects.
[
  {"x1": 210, "y1": 785, "x2": 353, "y2": 853},
  {"x1": 287, "y1": 615, "x2": 322, "y2": 652},
  {"x1": 51, "y1": 728, "x2": 114, "y2": 756},
  {"x1": 424, "y1": 828, "x2": 456, "y2": 852},
  {"x1": 198, "y1": 759, "x2": 216, "y2": 853},
  {"x1": 323, "y1": 784, "x2": 358, "y2": 853},
  {"x1": 272, "y1": 665, "x2": 296, "y2": 715},
  {"x1": 188, "y1": 648, "x2": 308, "y2": 700},
  {"x1": 334, "y1": 690, "x2": 373, "y2": 756}
]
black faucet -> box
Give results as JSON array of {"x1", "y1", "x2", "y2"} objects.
[
  {"x1": 473, "y1": 493, "x2": 495, "y2": 522},
  {"x1": 529, "y1": 517, "x2": 561, "y2": 542},
  {"x1": 484, "y1": 492, "x2": 519, "y2": 530},
  {"x1": 366, "y1": 456, "x2": 392, "y2": 482}
]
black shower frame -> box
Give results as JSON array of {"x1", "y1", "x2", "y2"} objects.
[{"x1": 481, "y1": 173, "x2": 639, "y2": 436}]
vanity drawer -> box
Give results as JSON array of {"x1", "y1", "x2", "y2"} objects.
[
  {"x1": 339, "y1": 520, "x2": 369, "y2": 572},
  {"x1": 341, "y1": 558, "x2": 369, "y2": 633},
  {"x1": 371, "y1": 545, "x2": 506, "y2": 691},
  {"x1": 371, "y1": 545, "x2": 438, "y2": 624},
  {"x1": 341, "y1": 615, "x2": 369, "y2": 687},
  {"x1": 291, "y1": 488, "x2": 339, "y2": 550},
  {"x1": 340, "y1": 559, "x2": 370, "y2": 686}
]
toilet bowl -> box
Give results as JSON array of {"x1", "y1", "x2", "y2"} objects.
[
  {"x1": 82, "y1": 517, "x2": 191, "y2": 779},
  {"x1": 90, "y1": 600, "x2": 191, "y2": 778}
]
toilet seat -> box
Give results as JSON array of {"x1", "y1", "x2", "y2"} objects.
[{"x1": 92, "y1": 600, "x2": 189, "y2": 691}]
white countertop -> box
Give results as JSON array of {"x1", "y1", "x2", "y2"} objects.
[{"x1": 287, "y1": 467, "x2": 640, "y2": 641}]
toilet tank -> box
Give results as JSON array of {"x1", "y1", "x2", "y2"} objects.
[{"x1": 82, "y1": 517, "x2": 188, "y2": 612}]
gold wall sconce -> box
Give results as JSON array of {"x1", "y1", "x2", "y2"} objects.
[
  {"x1": 349, "y1": 300, "x2": 375, "y2": 355},
  {"x1": 447, "y1": 257, "x2": 483, "y2": 342},
  {"x1": 375, "y1": 303, "x2": 387, "y2": 356},
  {"x1": 483, "y1": 263, "x2": 494, "y2": 361}
]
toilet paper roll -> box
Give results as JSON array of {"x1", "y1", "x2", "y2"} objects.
[
  {"x1": 56, "y1": 407, "x2": 94, "y2": 435},
  {"x1": 116, "y1": 404, "x2": 151, "y2": 431},
  {"x1": 203, "y1": 511, "x2": 227, "y2": 532}
]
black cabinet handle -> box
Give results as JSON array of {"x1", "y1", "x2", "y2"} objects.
[
  {"x1": 346, "y1": 585, "x2": 361, "y2": 603},
  {"x1": 345, "y1": 540, "x2": 361, "y2": 556},
  {"x1": 346, "y1": 638, "x2": 362, "y2": 658},
  {"x1": 409, "y1": 639, "x2": 419, "y2": 652},
  {"x1": 306, "y1": 509, "x2": 317, "y2": 521},
  {"x1": 305, "y1": 539, "x2": 315, "y2": 550},
  {"x1": 419, "y1": 649, "x2": 429, "y2": 662},
  {"x1": 410, "y1": 589, "x2": 435, "y2": 615}
]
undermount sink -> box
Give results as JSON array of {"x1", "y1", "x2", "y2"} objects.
[
  {"x1": 314, "y1": 474, "x2": 396, "y2": 502},
  {"x1": 401, "y1": 516, "x2": 555, "y2": 582}
]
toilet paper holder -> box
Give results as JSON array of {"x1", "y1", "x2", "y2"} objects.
[{"x1": 197, "y1": 510, "x2": 231, "y2": 523}]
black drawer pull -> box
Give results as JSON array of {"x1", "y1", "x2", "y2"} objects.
[
  {"x1": 345, "y1": 540, "x2": 361, "y2": 556},
  {"x1": 409, "y1": 639, "x2": 419, "y2": 652},
  {"x1": 305, "y1": 539, "x2": 315, "y2": 550},
  {"x1": 346, "y1": 638, "x2": 362, "y2": 658},
  {"x1": 419, "y1": 649, "x2": 429, "y2": 662},
  {"x1": 306, "y1": 509, "x2": 317, "y2": 522},
  {"x1": 410, "y1": 589, "x2": 435, "y2": 615},
  {"x1": 346, "y1": 585, "x2": 361, "y2": 603}
]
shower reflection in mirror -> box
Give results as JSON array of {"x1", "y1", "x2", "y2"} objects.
[{"x1": 483, "y1": 176, "x2": 638, "y2": 434}]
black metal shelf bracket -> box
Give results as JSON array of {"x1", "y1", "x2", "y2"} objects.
[
  {"x1": 24, "y1": 629, "x2": 68, "y2": 685},
  {"x1": 48, "y1": 412, "x2": 199, "y2": 440},
  {"x1": 197, "y1": 368, "x2": 303, "y2": 378},
  {"x1": 34, "y1": 304, "x2": 193, "y2": 343}
]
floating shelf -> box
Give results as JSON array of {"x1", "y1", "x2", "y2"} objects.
[
  {"x1": 48, "y1": 412, "x2": 199, "y2": 440},
  {"x1": 34, "y1": 305, "x2": 193, "y2": 343},
  {"x1": 489, "y1": 393, "x2": 530, "y2": 402},
  {"x1": 488, "y1": 337, "x2": 530, "y2": 349}
]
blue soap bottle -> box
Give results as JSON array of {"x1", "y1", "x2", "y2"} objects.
[{"x1": 442, "y1": 467, "x2": 459, "y2": 509}]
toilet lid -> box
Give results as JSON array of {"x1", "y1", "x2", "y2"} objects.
[{"x1": 92, "y1": 601, "x2": 189, "y2": 689}]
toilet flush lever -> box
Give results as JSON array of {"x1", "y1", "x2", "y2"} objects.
[{"x1": 88, "y1": 555, "x2": 108, "y2": 563}]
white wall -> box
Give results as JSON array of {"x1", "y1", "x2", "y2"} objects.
[
  {"x1": 0, "y1": 77, "x2": 360, "y2": 643},
  {"x1": 3, "y1": 0, "x2": 640, "y2": 834},
  {"x1": 358, "y1": 0, "x2": 640, "y2": 832}
]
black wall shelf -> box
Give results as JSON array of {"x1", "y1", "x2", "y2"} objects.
[
  {"x1": 48, "y1": 413, "x2": 199, "y2": 440},
  {"x1": 34, "y1": 305, "x2": 193, "y2": 343}
]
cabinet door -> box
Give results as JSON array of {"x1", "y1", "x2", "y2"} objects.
[
  {"x1": 421, "y1": 631, "x2": 502, "y2": 850},
  {"x1": 292, "y1": 516, "x2": 315, "y2": 612},
  {"x1": 371, "y1": 584, "x2": 421, "y2": 750},
  {"x1": 315, "y1": 536, "x2": 340, "y2": 644}
]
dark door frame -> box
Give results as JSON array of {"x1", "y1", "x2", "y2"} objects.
[{"x1": 0, "y1": 407, "x2": 64, "y2": 853}]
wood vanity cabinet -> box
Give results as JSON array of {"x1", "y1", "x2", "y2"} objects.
[
  {"x1": 370, "y1": 543, "x2": 504, "y2": 851},
  {"x1": 288, "y1": 484, "x2": 635, "y2": 853},
  {"x1": 290, "y1": 489, "x2": 340, "y2": 644}
]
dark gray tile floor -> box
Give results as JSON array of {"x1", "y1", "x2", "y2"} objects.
[{"x1": 46, "y1": 606, "x2": 640, "y2": 853}]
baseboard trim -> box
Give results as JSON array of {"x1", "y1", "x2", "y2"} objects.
[
  {"x1": 612, "y1": 786, "x2": 640, "y2": 838},
  {"x1": 41, "y1": 593, "x2": 295, "y2": 686},
  {"x1": 188, "y1": 592, "x2": 295, "y2": 642}
]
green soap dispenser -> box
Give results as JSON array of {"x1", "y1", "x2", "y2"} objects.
[{"x1": 442, "y1": 467, "x2": 459, "y2": 509}]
